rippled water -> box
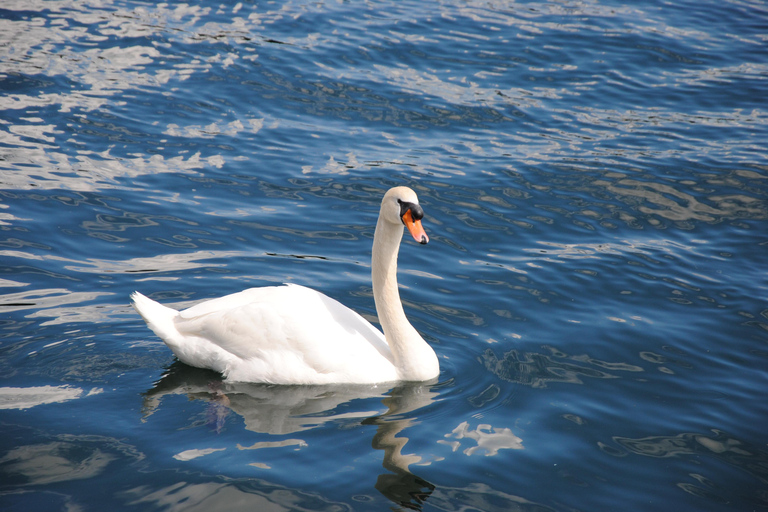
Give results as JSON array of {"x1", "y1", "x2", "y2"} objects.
[{"x1": 1, "y1": 0, "x2": 767, "y2": 510}]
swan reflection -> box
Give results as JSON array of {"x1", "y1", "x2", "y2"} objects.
[{"x1": 143, "y1": 363, "x2": 440, "y2": 510}]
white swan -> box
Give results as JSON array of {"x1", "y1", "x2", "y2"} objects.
[{"x1": 131, "y1": 186, "x2": 439, "y2": 385}]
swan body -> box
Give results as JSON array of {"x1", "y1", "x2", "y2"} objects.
[{"x1": 132, "y1": 186, "x2": 439, "y2": 385}]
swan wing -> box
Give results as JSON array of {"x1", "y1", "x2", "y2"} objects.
[{"x1": 172, "y1": 284, "x2": 395, "y2": 383}]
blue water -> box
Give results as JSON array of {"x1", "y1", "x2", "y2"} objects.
[{"x1": 1, "y1": 0, "x2": 767, "y2": 510}]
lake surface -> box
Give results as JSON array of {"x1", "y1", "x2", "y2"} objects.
[{"x1": 1, "y1": 0, "x2": 767, "y2": 510}]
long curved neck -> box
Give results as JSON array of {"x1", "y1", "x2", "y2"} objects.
[{"x1": 372, "y1": 216, "x2": 438, "y2": 381}]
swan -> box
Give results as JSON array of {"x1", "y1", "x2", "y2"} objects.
[{"x1": 131, "y1": 186, "x2": 439, "y2": 385}]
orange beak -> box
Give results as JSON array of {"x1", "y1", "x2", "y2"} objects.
[{"x1": 402, "y1": 209, "x2": 429, "y2": 244}]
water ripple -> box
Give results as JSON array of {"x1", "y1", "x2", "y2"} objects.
[{"x1": 1, "y1": 0, "x2": 767, "y2": 510}]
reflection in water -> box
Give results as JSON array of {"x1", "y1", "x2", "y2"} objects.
[
  {"x1": 0, "y1": 288, "x2": 113, "y2": 314},
  {"x1": 430, "y1": 483, "x2": 559, "y2": 512},
  {"x1": 143, "y1": 363, "x2": 440, "y2": 509},
  {"x1": 143, "y1": 363, "x2": 535, "y2": 510},
  {"x1": 482, "y1": 346, "x2": 643, "y2": 387},
  {"x1": 0, "y1": 442, "x2": 115, "y2": 486},
  {"x1": 365, "y1": 385, "x2": 443, "y2": 510},
  {"x1": 0, "y1": 385, "x2": 103, "y2": 410},
  {"x1": 0, "y1": 1, "x2": 239, "y2": 192},
  {"x1": 0, "y1": 433, "x2": 143, "y2": 494},
  {"x1": 593, "y1": 177, "x2": 767, "y2": 224},
  {"x1": 439, "y1": 421, "x2": 524, "y2": 456},
  {"x1": 0, "y1": 249, "x2": 247, "y2": 279},
  {"x1": 610, "y1": 430, "x2": 768, "y2": 478},
  {"x1": 124, "y1": 480, "x2": 352, "y2": 512},
  {"x1": 142, "y1": 362, "x2": 547, "y2": 510},
  {"x1": 604, "y1": 430, "x2": 768, "y2": 505},
  {"x1": 143, "y1": 363, "x2": 388, "y2": 435},
  {"x1": 173, "y1": 447, "x2": 227, "y2": 462}
]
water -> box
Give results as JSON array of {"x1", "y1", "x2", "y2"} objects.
[{"x1": 1, "y1": 0, "x2": 767, "y2": 510}]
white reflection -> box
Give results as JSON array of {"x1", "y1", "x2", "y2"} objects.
[
  {"x1": 0, "y1": 142, "x2": 216, "y2": 192},
  {"x1": 173, "y1": 447, "x2": 226, "y2": 461},
  {"x1": 593, "y1": 178, "x2": 767, "y2": 222},
  {"x1": 439, "y1": 421, "x2": 523, "y2": 456},
  {"x1": 164, "y1": 118, "x2": 264, "y2": 139},
  {"x1": 429, "y1": 482, "x2": 556, "y2": 512},
  {"x1": 59, "y1": 249, "x2": 247, "y2": 275},
  {"x1": 0, "y1": 286, "x2": 123, "y2": 326},
  {"x1": 0, "y1": 249, "x2": 245, "y2": 275},
  {"x1": 125, "y1": 480, "x2": 346, "y2": 512},
  {"x1": 237, "y1": 439, "x2": 307, "y2": 451},
  {"x1": 0, "y1": 288, "x2": 114, "y2": 314},
  {"x1": 0, "y1": 278, "x2": 29, "y2": 288},
  {"x1": 28, "y1": 302, "x2": 132, "y2": 326},
  {"x1": 0, "y1": 385, "x2": 103, "y2": 410},
  {"x1": 0, "y1": 441, "x2": 115, "y2": 485}
]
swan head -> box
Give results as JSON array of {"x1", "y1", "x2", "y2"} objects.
[{"x1": 381, "y1": 187, "x2": 429, "y2": 244}]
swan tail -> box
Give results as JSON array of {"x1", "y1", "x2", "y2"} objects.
[{"x1": 131, "y1": 291, "x2": 181, "y2": 344}]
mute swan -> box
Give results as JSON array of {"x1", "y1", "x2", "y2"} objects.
[{"x1": 131, "y1": 186, "x2": 439, "y2": 384}]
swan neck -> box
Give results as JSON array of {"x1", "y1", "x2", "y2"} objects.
[
  {"x1": 372, "y1": 217, "x2": 407, "y2": 331},
  {"x1": 371, "y1": 215, "x2": 438, "y2": 381}
]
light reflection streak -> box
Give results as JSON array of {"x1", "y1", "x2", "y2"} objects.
[
  {"x1": 124, "y1": 480, "x2": 349, "y2": 512},
  {"x1": 0, "y1": 441, "x2": 115, "y2": 485},
  {"x1": 439, "y1": 421, "x2": 524, "y2": 456},
  {"x1": 0, "y1": 137, "x2": 213, "y2": 191},
  {"x1": 0, "y1": 385, "x2": 103, "y2": 410},
  {"x1": 0, "y1": 0, "x2": 255, "y2": 191},
  {"x1": 0, "y1": 288, "x2": 114, "y2": 313},
  {"x1": 0, "y1": 249, "x2": 245, "y2": 274},
  {"x1": 1, "y1": 0, "x2": 765, "y2": 215},
  {"x1": 0, "y1": 433, "x2": 144, "y2": 510}
]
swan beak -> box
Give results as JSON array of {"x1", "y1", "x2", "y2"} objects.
[{"x1": 402, "y1": 209, "x2": 429, "y2": 244}]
